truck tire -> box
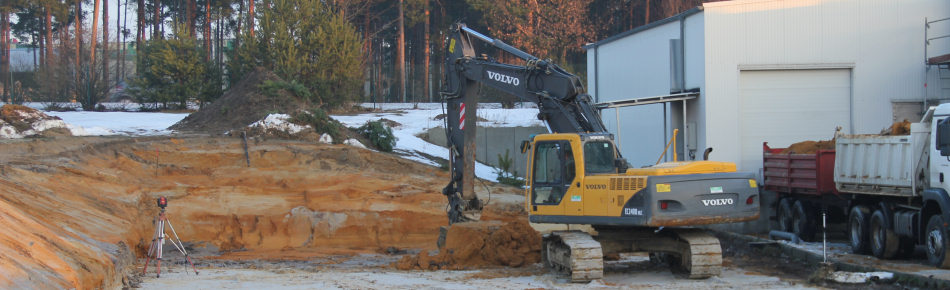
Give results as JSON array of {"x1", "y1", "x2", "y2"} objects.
[
  {"x1": 870, "y1": 210, "x2": 899, "y2": 259},
  {"x1": 849, "y1": 206, "x2": 871, "y2": 254},
  {"x1": 792, "y1": 200, "x2": 816, "y2": 241},
  {"x1": 777, "y1": 198, "x2": 794, "y2": 232},
  {"x1": 926, "y1": 215, "x2": 950, "y2": 268}
]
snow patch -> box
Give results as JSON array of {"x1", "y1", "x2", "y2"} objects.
[
  {"x1": 829, "y1": 271, "x2": 894, "y2": 283},
  {"x1": 248, "y1": 114, "x2": 310, "y2": 134},
  {"x1": 319, "y1": 133, "x2": 333, "y2": 144},
  {"x1": 344, "y1": 138, "x2": 366, "y2": 149},
  {"x1": 45, "y1": 111, "x2": 187, "y2": 136},
  {"x1": 332, "y1": 103, "x2": 545, "y2": 182}
]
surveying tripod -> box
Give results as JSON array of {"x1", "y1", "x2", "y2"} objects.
[{"x1": 143, "y1": 197, "x2": 199, "y2": 278}]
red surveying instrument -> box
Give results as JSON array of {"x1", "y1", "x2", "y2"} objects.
[{"x1": 143, "y1": 196, "x2": 199, "y2": 278}]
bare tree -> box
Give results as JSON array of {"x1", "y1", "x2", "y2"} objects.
[{"x1": 102, "y1": 0, "x2": 109, "y2": 89}]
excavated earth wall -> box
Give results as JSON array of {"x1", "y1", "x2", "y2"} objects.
[{"x1": 0, "y1": 136, "x2": 525, "y2": 288}]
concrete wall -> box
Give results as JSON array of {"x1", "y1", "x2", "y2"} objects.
[{"x1": 425, "y1": 126, "x2": 548, "y2": 178}]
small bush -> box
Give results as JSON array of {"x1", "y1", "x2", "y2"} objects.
[
  {"x1": 42, "y1": 103, "x2": 77, "y2": 112},
  {"x1": 357, "y1": 120, "x2": 397, "y2": 152},
  {"x1": 292, "y1": 108, "x2": 343, "y2": 141},
  {"x1": 494, "y1": 149, "x2": 525, "y2": 187}
]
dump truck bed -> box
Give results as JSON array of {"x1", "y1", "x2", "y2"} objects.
[
  {"x1": 834, "y1": 124, "x2": 930, "y2": 197},
  {"x1": 762, "y1": 143, "x2": 837, "y2": 196}
]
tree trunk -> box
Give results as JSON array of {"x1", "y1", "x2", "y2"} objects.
[
  {"x1": 249, "y1": 0, "x2": 254, "y2": 38},
  {"x1": 1, "y1": 11, "x2": 8, "y2": 99},
  {"x1": 137, "y1": 0, "x2": 144, "y2": 54},
  {"x1": 237, "y1": 0, "x2": 243, "y2": 39},
  {"x1": 187, "y1": 0, "x2": 196, "y2": 37},
  {"x1": 103, "y1": 0, "x2": 110, "y2": 89},
  {"x1": 76, "y1": 0, "x2": 81, "y2": 70},
  {"x1": 424, "y1": 2, "x2": 430, "y2": 102},
  {"x1": 45, "y1": 6, "x2": 53, "y2": 68},
  {"x1": 398, "y1": 0, "x2": 405, "y2": 102},
  {"x1": 116, "y1": 0, "x2": 122, "y2": 82},
  {"x1": 645, "y1": 0, "x2": 650, "y2": 24},
  {"x1": 154, "y1": 0, "x2": 161, "y2": 38},
  {"x1": 205, "y1": 0, "x2": 211, "y2": 61},
  {"x1": 124, "y1": 0, "x2": 131, "y2": 80},
  {"x1": 91, "y1": 0, "x2": 101, "y2": 66},
  {"x1": 39, "y1": 31, "x2": 46, "y2": 69}
]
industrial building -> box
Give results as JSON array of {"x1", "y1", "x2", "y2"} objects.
[{"x1": 585, "y1": 0, "x2": 950, "y2": 174}]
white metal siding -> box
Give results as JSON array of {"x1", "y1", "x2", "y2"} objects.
[
  {"x1": 588, "y1": 21, "x2": 681, "y2": 167},
  {"x1": 586, "y1": 15, "x2": 706, "y2": 166},
  {"x1": 703, "y1": 0, "x2": 950, "y2": 171},
  {"x1": 738, "y1": 69, "x2": 851, "y2": 171}
]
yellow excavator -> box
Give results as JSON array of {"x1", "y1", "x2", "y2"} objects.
[{"x1": 440, "y1": 23, "x2": 759, "y2": 281}]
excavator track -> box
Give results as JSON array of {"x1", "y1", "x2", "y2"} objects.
[
  {"x1": 670, "y1": 229, "x2": 722, "y2": 279},
  {"x1": 542, "y1": 231, "x2": 603, "y2": 282}
]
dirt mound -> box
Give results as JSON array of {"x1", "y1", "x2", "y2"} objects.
[
  {"x1": 170, "y1": 67, "x2": 311, "y2": 133},
  {"x1": 0, "y1": 104, "x2": 71, "y2": 138},
  {"x1": 394, "y1": 219, "x2": 541, "y2": 270},
  {"x1": 779, "y1": 139, "x2": 835, "y2": 154},
  {"x1": 883, "y1": 119, "x2": 911, "y2": 135}
]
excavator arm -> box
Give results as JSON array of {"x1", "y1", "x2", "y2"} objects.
[{"x1": 440, "y1": 23, "x2": 608, "y2": 224}]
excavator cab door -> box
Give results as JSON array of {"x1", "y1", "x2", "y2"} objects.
[{"x1": 528, "y1": 140, "x2": 575, "y2": 216}]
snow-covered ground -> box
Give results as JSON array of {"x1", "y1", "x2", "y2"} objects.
[
  {"x1": 11, "y1": 102, "x2": 540, "y2": 179},
  {"x1": 331, "y1": 103, "x2": 543, "y2": 182},
  {"x1": 45, "y1": 111, "x2": 189, "y2": 136}
]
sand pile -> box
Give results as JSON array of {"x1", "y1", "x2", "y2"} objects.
[
  {"x1": 394, "y1": 219, "x2": 541, "y2": 270},
  {"x1": 170, "y1": 67, "x2": 312, "y2": 134},
  {"x1": 883, "y1": 119, "x2": 911, "y2": 135},
  {"x1": 779, "y1": 139, "x2": 836, "y2": 154},
  {"x1": 779, "y1": 119, "x2": 914, "y2": 154},
  {"x1": 0, "y1": 104, "x2": 71, "y2": 138}
]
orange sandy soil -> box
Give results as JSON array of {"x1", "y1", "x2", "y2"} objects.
[{"x1": 0, "y1": 136, "x2": 525, "y2": 289}]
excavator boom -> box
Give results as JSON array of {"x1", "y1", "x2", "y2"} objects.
[{"x1": 440, "y1": 23, "x2": 611, "y2": 224}]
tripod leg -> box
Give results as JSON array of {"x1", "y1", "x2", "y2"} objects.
[
  {"x1": 156, "y1": 217, "x2": 165, "y2": 278},
  {"x1": 142, "y1": 240, "x2": 154, "y2": 275},
  {"x1": 143, "y1": 214, "x2": 162, "y2": 275},
  {"x1": 166, "y1": 218, "x2": 199, "y2": 275}
]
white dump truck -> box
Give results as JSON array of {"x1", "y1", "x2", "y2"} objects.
[{"x1": 764, "y1": 103, "x2": 950, "y2": 267}]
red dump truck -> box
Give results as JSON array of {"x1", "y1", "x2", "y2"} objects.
[{"x1": 764, "y1": 104, "x2": 950, "y2": 267}]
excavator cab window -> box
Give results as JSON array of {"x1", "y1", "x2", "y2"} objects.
[
  {"x1": 531, "y1": 141, "x2": 573, "y2": 205},
  {"x1": 584, "y1": 141, "x2": 617, "y2": 174}
]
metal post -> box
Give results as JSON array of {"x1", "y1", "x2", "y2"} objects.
[
  {"x1": 822, "y1": 211, "x2": 827, "y2": 263},
  {"x1": 615, "y1": 109, "x2": 621, "y2": 149}
]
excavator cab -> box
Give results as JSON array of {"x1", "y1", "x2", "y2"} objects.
[{"x1": 525, "y1": 133, "x2": 760, "y2": 227}]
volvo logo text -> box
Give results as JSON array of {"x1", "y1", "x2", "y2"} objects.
[
  {"x1": 701, "y1": 198, "x2": 734, "y2": 206},
  {"x1": 487, "y1": 71, "x2": 520, "y2": 86},
  {"x1": 585, "y1": 184, "x2": 606, "y2": 190}
]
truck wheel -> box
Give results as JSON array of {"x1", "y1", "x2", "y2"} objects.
[
  {"x1": 849, "y1": 206, "x2": 870, "y2": 254},
  {"x1": 792, "y1": 200, "x2": 816, "y2": 241},
  {"x1": 870, "y1": 210, "x2": 899, "y2": 259},
  {"x1": 777, "y1": 198, "x2": 794, "y2": 232},
  {"x1": 926, "y1": 215, "x2": 950, "y2": 268}
]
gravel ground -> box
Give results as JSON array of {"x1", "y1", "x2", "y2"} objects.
[{"x1": 138, "y1": 253, "x2": 817, "y2": 289}]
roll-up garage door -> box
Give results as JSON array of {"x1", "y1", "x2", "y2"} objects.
[{"x1": 738, "y1": 69, "x2": 851, "y2": 172}]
